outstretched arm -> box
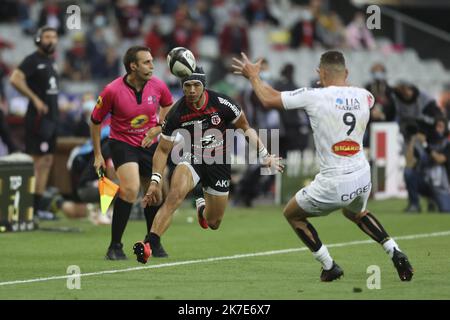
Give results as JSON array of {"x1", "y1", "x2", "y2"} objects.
[
  {"x1": 234, "y1": 112, "x2": 284, "y2": 173},
  {"x1": 232, "y1": 52, "x2": 283, "y2": 109}
]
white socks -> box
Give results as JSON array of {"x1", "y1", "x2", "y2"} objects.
[
  {"x1": 313, "y1": 245, "x2": 334, "y2": 270},
  {"x1": 383, "y1": 239, "x2": 400, "y2": 258}
]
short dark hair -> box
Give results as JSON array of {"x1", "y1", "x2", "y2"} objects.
[
  {"x1": 319, "y1": 51, "x2": 346, "y2": 69},
  {"x1": 123, "y1": 46, "x2": 151, "y2": 74}
]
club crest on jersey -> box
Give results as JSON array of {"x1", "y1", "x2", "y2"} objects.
[
  {"x1": 147, "y1": 95, "x2": 157, "y2": 104},
  {"x1": 332, "y1": 139, "x2": 360, "y2": 156},
  {"x1": 95, "y1": 96, "x2": 103, "y2": 109},
  {"x1": 130, "y1": 114, "x2": 149, "y2": 128},
  {"x1": 211, "y1": 115, "x2": 221, "y2": 125}
]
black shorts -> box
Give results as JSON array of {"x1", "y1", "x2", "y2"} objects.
[
  {"x1": 182, "y1": 162, "x2": 231, "y2": 195},
  {"x1": 109, "y1": 139, "x2": 157, "y2": 177},
  {"x1": 25, "y1": 115, "x2": 57, "y2": 155}
]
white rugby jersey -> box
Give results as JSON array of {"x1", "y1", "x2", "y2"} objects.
[{"x1": 281, "y1": 86, "x2": 375, "y2": 176}]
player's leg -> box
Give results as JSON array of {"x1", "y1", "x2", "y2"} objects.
[
  {"x1": 139, "y1": 143, "x2": 164, "y2": 235},
  {"x1": 283, "y1": 195, "x2": 343, "y2": 281},
  {"x1": 106, "y1": 140, "x2": 142, "y2": 260},
  {"x1": 342, "y1": 203, "x2": 414, "y2": 281},
  {"x1": 133, "y1": 163, "x2": 195, "y2": 263},
  {"x1": 195, "y1": 163, "x2": 230, "y2": 229},
  {"x1": 106, "y1": 161, "x2": 140, "y2": 260},
  {"x1": 32, "y1": 154, "x2": 55, "y2": 219},
  {"x1": 196, "y1": 191, "x2": 228, "y2": 230}
]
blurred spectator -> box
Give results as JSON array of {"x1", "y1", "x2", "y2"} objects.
[
  {"x1": 191, "y1": 0, "x2": 216, "y2": 36},
  {"x1": 87, "y1": 25, "x2": 120, "y2": 80},
  {"x1": 363, "y1": 63, "x2": 396, "y2": 147},
  {"x1": 0, "y1": 109, "x2": 18, "y2": 153},
  {"x1": 404, "y1": 118, "x2": 450, "y2": 213},
  {"x1": 316, "y1": 11, "x2": 346, "y2": 48},
  {"x1": 438, "y1": 83, "x2": 450, "y2": 118},
  {"x1": 49, "y1": 125, "x2": 114, "y2": 223},
  {"x1": 345, "y1": 12, "x2": 376, "y2": 50},
  {"x1": 234, "y1": 58, "x2": 277, "y2": 207},
  {"x1": 0, "y1": 38, "x2": 13, "y2": 108},
  {"x1": 62, "y1": 32, "x2": 91, "y2": 81},
  {"x1": 115, "y1": 0, "x2": 144, "y2": 39},
  {"x1": 219, "y1": 8, "x2": 249, "y2": 58},
  {"x1": 17, "y1": 0, "x2": 36, "y2": 35},
  {"x1": 145, "y1": 23, "x2": 166, "y2": 58},
  {"x1": 244, "y1": 0, "x2": 279, "y2": 26},
  {"x1": 210, "y1": 58, "x2": 241, "y2": 101},
  {"x1": 392, "y1": 82, "x2": 444, "y2": 143},
  {"x1": 289, "y1": 9, "x2": 319, "y2": 48},
  {"x1": 38, "y1": 0, "x2": 65, "y2": 35},
  {"x1": 168, "y1": 3, "x2": 202, "y2": 55},
  {"x1": 274, "y1": 63, "x2": 310, "y2": 157}
]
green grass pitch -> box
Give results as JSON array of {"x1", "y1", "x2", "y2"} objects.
[{"x1": 1, "y1": 199, "x2": 450, "y2": 300}]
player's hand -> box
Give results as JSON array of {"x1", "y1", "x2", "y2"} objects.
[
  {"x1": 415, "y1": 133, "x2": 427, "y2": 144},
  {"x1": 231, "y1": 52, "x2": 262, "y2": 80},
  {"x1": 141, "y1": 182, "x2": 162, "y2": 208},
  {"x1": 141, "y1": 127, "x2": 161, "y2": 148},
  {"x1": 262, "y1": 154, "x2": 284, "y2": 174},
  {"x1": 32, "y1": 97, "x2": 49, "y2": 115},
  {"x1": 94, "y1": 154, "x2": 106, "y2": 172}
]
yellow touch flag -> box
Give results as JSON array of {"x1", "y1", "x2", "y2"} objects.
[{"x1": 98, "y1": 176, "x2": 119, "y2": 215}]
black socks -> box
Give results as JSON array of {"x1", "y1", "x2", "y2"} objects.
[
  {"x1": 294, "y1": 222, "x2": 323, "y2": 252},
  {"x1": 145, "y1": 232, "x2": 161, "y2": 248},
  {"x1": 144, "y1": 205, "x2": 160, "y2": 234},
  {"x1": 357, "y1": 212, "x2": 389, "y2": 244},
  {"x1": 111, "y1": 197, "x2": 133, "y2": 245}
]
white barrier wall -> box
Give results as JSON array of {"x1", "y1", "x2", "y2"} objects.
[{"x1": 370, "y1": 122, "x2": 407, "y2": 200}]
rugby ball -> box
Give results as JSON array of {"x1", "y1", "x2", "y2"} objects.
[{"x1": 167, "y1": 47, "x2": 196, "y2": 78}]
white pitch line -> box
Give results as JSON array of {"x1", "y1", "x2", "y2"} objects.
[{"x1": 1, "y1": 230, "x2": 450, "y2": 287}]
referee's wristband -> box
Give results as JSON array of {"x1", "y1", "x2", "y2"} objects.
[{"x1": 151, "y1": 173, "x2": 162, "y2": 184}]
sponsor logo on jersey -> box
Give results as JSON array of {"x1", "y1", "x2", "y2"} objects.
[
  {"x1": 37, "y1": 64, "x2": 46, "y2": 69},
  {"x1": 95, "y1": 96, "x2": 103, "y2": 109},
  {"x1": 211, "y1": 115, "x2": 221, "y2": 125},
  {"x1": 332, "y1": 139, "x2": 360, "y2": 156},
  {"x1": 215, "y1": 180, "x2": 230, "y2": 188},
  {"x1": 289, "y1": 88, "x2": 315, "y2": 96},
  {"x1": 218, "y1": 97, "x2": 240, "y2": 118},
  {"x1": 200, "y1": 134, "x2": 216, "y2": 147},
  {"x1": 130, "y1": 114, "x2": 149, "y2": 128},
  {"x1": 335, "y1": 98, "x2": 360, "y2": 110}
]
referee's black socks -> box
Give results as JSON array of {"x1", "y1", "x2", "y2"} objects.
[{"x1": 110, "y1": 197, "x2": 133, "y2": 246}]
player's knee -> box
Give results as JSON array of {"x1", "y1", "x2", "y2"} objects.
[
  {"x1": 119, "y1": 185, "x2": 139, "y2": 202},
  {"x1": 207, "y1": 219, "x2": 221, "y2": 230},
  {"x1": 343, "y1": 209, "x2": 365, "y2": 223},
  {"x1": 283, "y1": 206, "x2": 296, "y2": 221},
  {"x1": 166, "y1": 191, "x2": 185, "y2": 209}
]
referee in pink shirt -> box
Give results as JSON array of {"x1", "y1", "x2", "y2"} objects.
[{"x1": 90, "y1": 46, "x2": 174, "y2": 260}]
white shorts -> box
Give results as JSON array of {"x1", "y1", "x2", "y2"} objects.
[{"x1": 295, "y1": 165, "x2": 372, "y2": 216}]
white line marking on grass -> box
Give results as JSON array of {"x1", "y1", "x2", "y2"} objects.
[{"x1": 1, "y1": 230, "x2": 450, "y2": 287}]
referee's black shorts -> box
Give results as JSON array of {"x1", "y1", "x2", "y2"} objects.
[{"x1": 109, "y1": 139, "x2": 161, "y2": 177}]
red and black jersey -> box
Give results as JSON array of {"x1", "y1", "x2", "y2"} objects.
[{"x1": 161, "y1": 89, "x2": 242, "y2": 164}]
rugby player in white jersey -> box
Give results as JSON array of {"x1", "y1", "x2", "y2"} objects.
[{"x1": 232, "y1": 50, "x2": 414, "y2": 282}]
